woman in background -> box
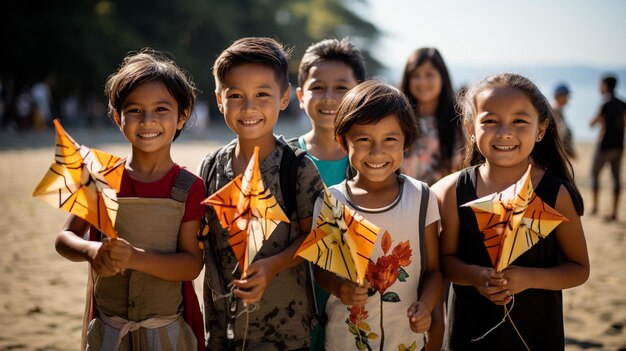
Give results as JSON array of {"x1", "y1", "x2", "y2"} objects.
[{"x1": 399, "y1": 47, "x2": 463, "y2": 185}]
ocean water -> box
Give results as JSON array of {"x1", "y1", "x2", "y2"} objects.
[{"x1": 382, "y1": 65, "x2": 626, "y2": 143}]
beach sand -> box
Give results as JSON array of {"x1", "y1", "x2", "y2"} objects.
[{"x1": 0, "y1": 121, "x2": 624, "y2": 350}]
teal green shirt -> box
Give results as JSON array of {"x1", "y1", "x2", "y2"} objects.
[
  {"x1": 298, "y1": 136, "x2": 349, "y2": 187},
  {"x1": 297, "y1": 135, "x2": 349, "y2": 351}
]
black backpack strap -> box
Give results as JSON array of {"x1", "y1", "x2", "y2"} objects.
[
  {"x1": 197, "y1": 148, "x2": 222, "y2": 248},
  {"x1": 280, "y1": 143, "x2": 325, "y2": 328},
  {"x1": 415, "y1": 181, "x2": 431, "y2": 351},
  {"x1": 286, "y1": 136, "x2": 300, "y2": 149},
  {"x1": 279, "y1": 144, "x2": 306, "y2": 217},
  {"x1": 197, "y1": 147, "x2": 236, "y2": 344},
  {"x1": 417, "y1": 181, "x2": 430, "y2": 298},
  {"x1": 170, "y1": 168, "x2": 196, "y2": 203},
  {"x1": 197, "y1": 147, "x2": 230, "y2": 297},
  {"x1": 199, "y1": 148, "x2": 222, "y2": 195}
]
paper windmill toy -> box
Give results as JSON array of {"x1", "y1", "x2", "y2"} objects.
[
  {"x1": 295, "y1": 185, "x2": 380, "y2": 286},
  {"x1": 462, "y1": 165, "x2": 568, "y2": 272},
  {"x1": 32, "y1": 119, "x2": 124, "y2": 239},
  {"x1": 202, "y1": 146, "x2": 290, "y2": 277}
]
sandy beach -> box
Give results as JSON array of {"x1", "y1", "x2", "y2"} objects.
[{"x1": 0, "y1": 120, "x2": 624, "y2": 350}]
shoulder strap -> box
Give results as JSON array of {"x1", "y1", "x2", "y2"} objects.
[
  {"x1": 286, "y1": 136, "x2": 300, "y2": 149},
  {"x1": 280, "y1": 144, "x2": 323, "y2": 328},
  {"x1": 455, "y1": 166, "x2": 477, "y2": 206},
  {"x1": 417, "y1": 181, "x2": 430, "y2": 297},
  {"x1": 279, "y1": 144, "x2": 306, "y2": 217},
  {"x1": 198, "y1": 146, "x2": 231, "y2": 312},
  {"x1": 171, "y1": 169, "x2": 206, "y2": 351},
  {"x1": 199, "y1": 147, "x2": 222, "y2": 194},
  {"x1": 170, "y1": 168, "x2": 196, "y2": 203}
]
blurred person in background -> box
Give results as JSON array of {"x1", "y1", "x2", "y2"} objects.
[
  {"x1": 190, "y1": 99, "x2": 209, "y2": 138},
  {"x1": 552, "y1": 82, "x2": 576, "y2": 159},
  {"x1": 589, "y1": 74, "x2": 626, "y2": 221},
  {"x1": 31, "y1": 78, "x2": 53, "y2": 130},
  {"x1": 399, "y1": 48, "x2": 464, "y2": 186},
  {"x1": 399, "y1": 46, "x2": 463, "y2": 351},
  {"x1": 15, "y1": 85, "x2": 33, "y2": 129}
]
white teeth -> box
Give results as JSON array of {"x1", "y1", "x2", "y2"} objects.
[
  {"x1": 494, "y1": 145, "x2": 516, "y2": 150},
  {"x1": 320, "y1": 110, "x2": 336, "y2": 115},
  {"x1": 240, "y1": 119, "x2": 261, "y2": 125},
  {"x1": 366, "y1": 162, "x2": 387, "y2": 169},
  {"x1": 139, "y1": 132, "x2": 159, "y2": 138}
]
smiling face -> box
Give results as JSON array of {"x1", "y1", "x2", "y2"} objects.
[
  {"x1": 119, "y1": 80, "x2": 187, "y2": 156},
  {"x1": 343, "y1": 114, "x2": 406, "y2": 186},
  {"x1": 468, "y1": 86, "x2": 547, "y2": 170},
  {"x1": 296, "y1": 60, "x2": 359, "y2": 133},
  {"x1": 216, "y1": 63, "x2": 290, "y2": 144},
  {"x1": 408, "y1": 60, "x2": 443, "y2": 105}
]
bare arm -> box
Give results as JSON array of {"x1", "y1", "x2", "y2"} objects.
[
  {"x1": 589, "y1": 109, "x2": 603, "y2": 128},
  {"x1": 435, "y1": 172, "x2": 480, "y2": 285},
  {"x1": 56, "y1": 214, "x2": 97, "y2": 261},
  {"x1": 55, "y1": 214, "x2": 119, "y2": 276},
  {"x1": 108, "y1": 219, "x2": 203, "y2": 281},
  {"x1": 314, "y1": 266, "x2": 370, "y2": 306},
  {"x1": 435, "y1": 173, "x2": 509, "y2": 304}
]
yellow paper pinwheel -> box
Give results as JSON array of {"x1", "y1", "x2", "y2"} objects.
[
  {"x1": 295, "y1": 185, "x2": 379, "y2": 285},
  {"x1": 202, "y1": 146, "x2": 289, "y2": 276},
  {"x1": 32, "y1": 119, "x2": 124, "y2": 239},
  {"x1": 462, "y1": 165, "x2": 568, "y2": 272}
]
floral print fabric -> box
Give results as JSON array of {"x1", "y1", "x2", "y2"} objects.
[
  {"x1": 401, "y1": 116, "x2": 441, "y2": 185},
  {"x1": 323, "y1": 176, "x2": 440, "y2": 351}
]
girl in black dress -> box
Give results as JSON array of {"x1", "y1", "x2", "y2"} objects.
[{"x1": 432, "y1": 73, "x2": 589, "y2": 350}]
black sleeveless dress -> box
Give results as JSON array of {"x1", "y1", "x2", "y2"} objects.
[{"x1": 444, "y1": 166, "x2": 565, "y2": 351}]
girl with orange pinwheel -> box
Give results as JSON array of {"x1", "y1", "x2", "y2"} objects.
[
  {"x1": 51, "y1": 49, "x2": 205, "y2": 350},
  {"x1": 433, "y1": 73, "x2": 589, "y2": 350}
]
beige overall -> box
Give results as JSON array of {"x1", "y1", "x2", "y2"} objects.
[{"x1": 86, "y1": 196, "x2": 196, "y2": 351}]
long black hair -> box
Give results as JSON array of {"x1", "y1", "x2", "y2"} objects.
[
  {"x1": 459, "y1": 73, "x2": 584, "y2": 215},
  {"x1": 399, "y1": 47, "x2": 462, "y2": 171}
]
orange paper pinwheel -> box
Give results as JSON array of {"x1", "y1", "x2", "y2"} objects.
[
  {"x1": 202, "y1": 146, "x2": 289, "y2": 276},
  {"x1": 32, "y1": 119, "x2": 124, "y2": 238},
  {"x1": 295, "y1": 185, "x2": 379, "y2": 285},
  {"x1": 462, "y1": 165, "x2": 568, "y2": 272}
]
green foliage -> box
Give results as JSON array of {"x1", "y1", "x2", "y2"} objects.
[
  {"x1": 1, "y1": 0, "x2": 381, "y2": 115},
  {"x1": 381, "y1": 291, "x2": 400, "y2": 302},
  {"x1": 398, "y1": 267, "x2": 409, "y2": 282}
]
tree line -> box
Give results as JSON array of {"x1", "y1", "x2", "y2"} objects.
[{"x1": 2, "y1": 0, "x2": 382, "y2": 120}]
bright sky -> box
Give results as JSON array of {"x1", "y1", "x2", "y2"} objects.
[{"x1": 362, "y1": 0, "x2": 626, "y2": 70}]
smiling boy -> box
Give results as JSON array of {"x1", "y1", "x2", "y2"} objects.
[{"x1": 197, "y1": 37, "x2": 324, "y2": 350}]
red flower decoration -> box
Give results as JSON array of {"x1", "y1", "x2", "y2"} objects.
[
  {"x1": 349, "y1": 304, "x2": 369, "y2": 324},
  {"x1": 365, "y1": 231, "x2": 412, "y2": 294},
  {"x1": 381, "y1": 231, "x2": 392, "y2": 254},
  {"x1": 392, "y1": 240, "x2": 412, "y2": 267}
]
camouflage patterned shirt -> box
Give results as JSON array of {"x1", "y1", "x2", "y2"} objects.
[{"x1": 199, "y1": 136, "x2": 323, "y2": 350}]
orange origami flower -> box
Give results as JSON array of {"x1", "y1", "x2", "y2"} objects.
[
  {"x1": 33, "y1": 119, "x2": 124, "y2": 239},
  {"x1": 202, "y1": 146, "x2": 289, "y2": 277},
  {"x1": 295, "y1": 185, "x2": 380, "y2": 286},
  {"x1": 462, "y1": 165, "x2": 568, "y2": 272}
]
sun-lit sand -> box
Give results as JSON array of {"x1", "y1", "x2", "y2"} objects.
[{"x1": 0, "y1": 120, "x2": 624, "y2": 350}]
